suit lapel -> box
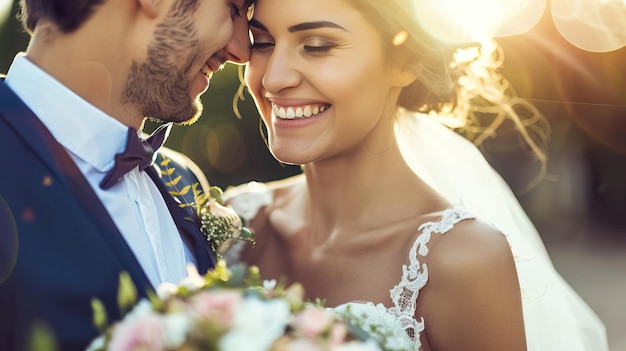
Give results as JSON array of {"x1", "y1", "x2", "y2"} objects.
[
  {"x1": 0, "y1": 80, "x2": 153, "y2": 291},
  {"x1": 145, "y1": 166, "x2": 216, "y2": 274}
]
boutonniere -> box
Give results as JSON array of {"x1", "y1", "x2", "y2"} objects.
[
  {"x1": 194, "y1": 185, "x2": 256, "y2": 256},
  {"x1": 159, "y1": 156, "x2": 255, "y2": 257}
]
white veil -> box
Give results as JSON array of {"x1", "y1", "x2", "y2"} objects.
[{"x1": 396, "y1": 110, "x2": 609, "y2": 350}]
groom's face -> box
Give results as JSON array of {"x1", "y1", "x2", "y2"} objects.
[{"x1": 122, "y1": 0, "x2": 252, "y2": 125}]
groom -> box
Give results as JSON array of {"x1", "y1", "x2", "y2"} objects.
[{"x1": 0, "y1": 0, "x2": 252, "y2": 350}]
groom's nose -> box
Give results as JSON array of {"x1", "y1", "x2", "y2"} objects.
[{"x1": 224, "y1": 15, "x2": 251, "y2": 64}]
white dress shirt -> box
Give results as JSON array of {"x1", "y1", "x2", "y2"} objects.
[{"x1": 5, "y1": 54, "x2": 195, "y2": 288}]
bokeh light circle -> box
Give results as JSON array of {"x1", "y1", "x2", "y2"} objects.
[
  {"x1": 409, "y1": 0, "x2": 546, "y2": 43},
  {"x1": 552, "y1": 0, "x2": 626, "y2": 52}
]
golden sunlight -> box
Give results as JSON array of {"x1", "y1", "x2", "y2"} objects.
[
  {"x1": 410, "y1": 0, "x2": 545, "y2": 43},
  {"x1": 552, "y1": 0, "x2": 626, "y2": 52}
]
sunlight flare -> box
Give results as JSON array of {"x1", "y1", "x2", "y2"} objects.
[
  {"x1": 552, "y1": 0, "x2": 626, "y2": 52},
  {"x1": 410, "y1": 0, "x2": 545, "y2": 43}
]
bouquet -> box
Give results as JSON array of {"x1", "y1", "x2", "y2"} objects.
[
  {"x1": 87, "y1": 261, "x2": 384, "y2": 351},
  {"x1": 88, "y1": 158, "x2": 401, "y2": 350}
]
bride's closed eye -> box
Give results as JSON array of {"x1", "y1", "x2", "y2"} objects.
[{"x1": 302, "y1": 40, "x2": 337, "y2": 56}]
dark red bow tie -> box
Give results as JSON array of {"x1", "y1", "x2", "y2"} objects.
[{"x1": 99, "y1": 123, "x2": 172, "y2": 190}]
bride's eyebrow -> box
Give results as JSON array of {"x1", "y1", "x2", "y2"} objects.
[
  {"x1": 248, "y1": 19, "x2": 349, "y2": 33},
  {"x1": 287, "y1": 21, "x2": 349, "y2": 33}
]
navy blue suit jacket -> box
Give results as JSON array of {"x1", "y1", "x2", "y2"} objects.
[{"x1": 0, "y1": 79, "x2": 216, "y2": 351}]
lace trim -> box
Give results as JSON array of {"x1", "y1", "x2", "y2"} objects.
[{"x1": 387, "y1": 205, "x2": 476, "y2": 346}]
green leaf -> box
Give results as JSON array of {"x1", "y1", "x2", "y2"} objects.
[
  {"x1": 165, "y1": 175, "x2": 182, "y2": 187},
  {"x1": 208, "y1": 186, "x2": 224, "y2": 203},
  {"x1": 27, "y1": 322, "x2": 58, "y2": 351},
  {"x1": 91, "y1": 298, "x2": 108, "y2": 332},
  {"x1": 117, "y1": 272, "x2": 138, "y2": 316},
  {"x1": 239, "y1": 227, "x2": 256, "y2": 243},
  {"x1": 146, "y1": 290, "x2": 164, "y2": 312},
  {"x1": 178, "y1": 185, "x2": 191, "y2": 196}
]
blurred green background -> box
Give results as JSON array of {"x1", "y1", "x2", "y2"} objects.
[{"x1": 2, "y1": 0, "x2": 626, "y2": 348}]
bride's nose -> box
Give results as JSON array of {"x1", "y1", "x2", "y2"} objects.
[{"x1": 262, "y1": 48, "x2": 301, "y2": 93}]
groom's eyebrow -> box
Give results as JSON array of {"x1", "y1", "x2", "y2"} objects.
[{"x1": 248, "y1": 19, "x2": 349, "y2": 33}]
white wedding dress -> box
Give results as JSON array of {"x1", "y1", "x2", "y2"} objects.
[{"x1": 223, "y1": 110, "x2": 609, "y2": 351}]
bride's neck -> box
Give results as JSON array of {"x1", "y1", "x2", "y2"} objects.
[{"x1": 301, "y1": 144, "x2": 431, "y2": 236}]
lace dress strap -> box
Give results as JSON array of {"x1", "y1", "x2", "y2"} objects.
[{"x1": 388, "y1": 205, "x2": 476, "y2": 345}]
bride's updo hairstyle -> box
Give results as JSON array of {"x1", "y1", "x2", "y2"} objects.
[
  {"x1": 348, "y1": 0, "x2": 550, "y2": 190},
  {"x1": 345, "y1": 0, "x2": 457, "y2": 113}
]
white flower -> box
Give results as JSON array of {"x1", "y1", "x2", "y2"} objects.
[
  {"x1": 85, "y1": 335, "x2": 105, "y2": 351},
  {"x1": 177, "y1": 263, "x2": 205, "y2": 291},
  {"x1": 263, "y1": 279, "x2": 278, "y2": 290},
  {"x1": 163, "y1": 313, "x2": 194, "y2": 349},
  {"x1": 333, "y1": 303, "x2": 415, "y2": 351},
  {"x1": 156, "y1": 282, "x2": 179, "y2": 300},
  {"x1": 219, "y1": 297, "x2": 291, "y2": 351},
  {"x1": 333, "y1": 339, "x2": 383, "y2": 351}
]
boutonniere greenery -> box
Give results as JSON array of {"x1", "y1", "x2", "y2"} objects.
[{"x1": 158, "y1": 155, "x2": 255, "y2": 257}]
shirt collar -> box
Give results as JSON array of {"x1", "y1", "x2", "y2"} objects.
[{"x1": 5, "y1": 53, "x2": 132, "y2": 172}]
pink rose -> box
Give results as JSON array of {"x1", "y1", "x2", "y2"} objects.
[
  {"x1": 290, "y1": 308, "x2": 334, "y2": 339},
  {"x1": 190, "y1": 290, "x2": 242, "y2": 331},
  {"x1": 328, "y1": 322, "x2": 349, "y2": 347},
  {"x1": 108, "y1": 313, "x2": 167, "y2": 351}
]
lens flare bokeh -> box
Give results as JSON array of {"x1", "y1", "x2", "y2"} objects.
[{"x1": 409, "y1": 0, "x2": 626, "y2": 51}]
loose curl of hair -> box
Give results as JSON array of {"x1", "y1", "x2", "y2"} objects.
[{"x1": 347, "y1": 0, "x2": 550, "y2": 191}]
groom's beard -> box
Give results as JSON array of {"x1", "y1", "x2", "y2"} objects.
[{"x1": 122, "y1": 0, "x2": 204, "y2": 125}]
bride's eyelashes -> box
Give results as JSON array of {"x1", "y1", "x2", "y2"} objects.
[
  {"x1": 249, "y1": 42, "x2": 338, "y2": 55},
  {"x1": 302, "y1": 44, "x2": 336, "y2": 55}
]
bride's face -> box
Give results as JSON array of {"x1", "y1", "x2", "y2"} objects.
[{"x1": 245, "y1": 0, "x2": 406, "y2": 165}]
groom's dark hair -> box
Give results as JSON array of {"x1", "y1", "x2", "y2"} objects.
[{"x1": 18, "y1": 0, "x2": 106, "y2": 34}]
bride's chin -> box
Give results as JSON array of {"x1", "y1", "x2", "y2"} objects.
[{"x1": 269, "y1": 150, "x2": 306, "y2": 166}]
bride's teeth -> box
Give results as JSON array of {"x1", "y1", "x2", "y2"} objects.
[{"x1": 273, "y1": 104, "x2": 329, "y2": 119}]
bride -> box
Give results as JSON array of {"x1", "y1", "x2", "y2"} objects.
[{"x1": 223, "y1": 0, "x2": 609, "y2": 350}]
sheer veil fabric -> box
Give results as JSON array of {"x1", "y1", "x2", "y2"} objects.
[{"x1": 396, "y1": 110, "x2": 609, "y2": 351}]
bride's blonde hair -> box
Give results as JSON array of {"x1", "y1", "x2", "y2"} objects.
[{"x1": 348, "y1": 0, "x2": 550, "y2": 191}]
